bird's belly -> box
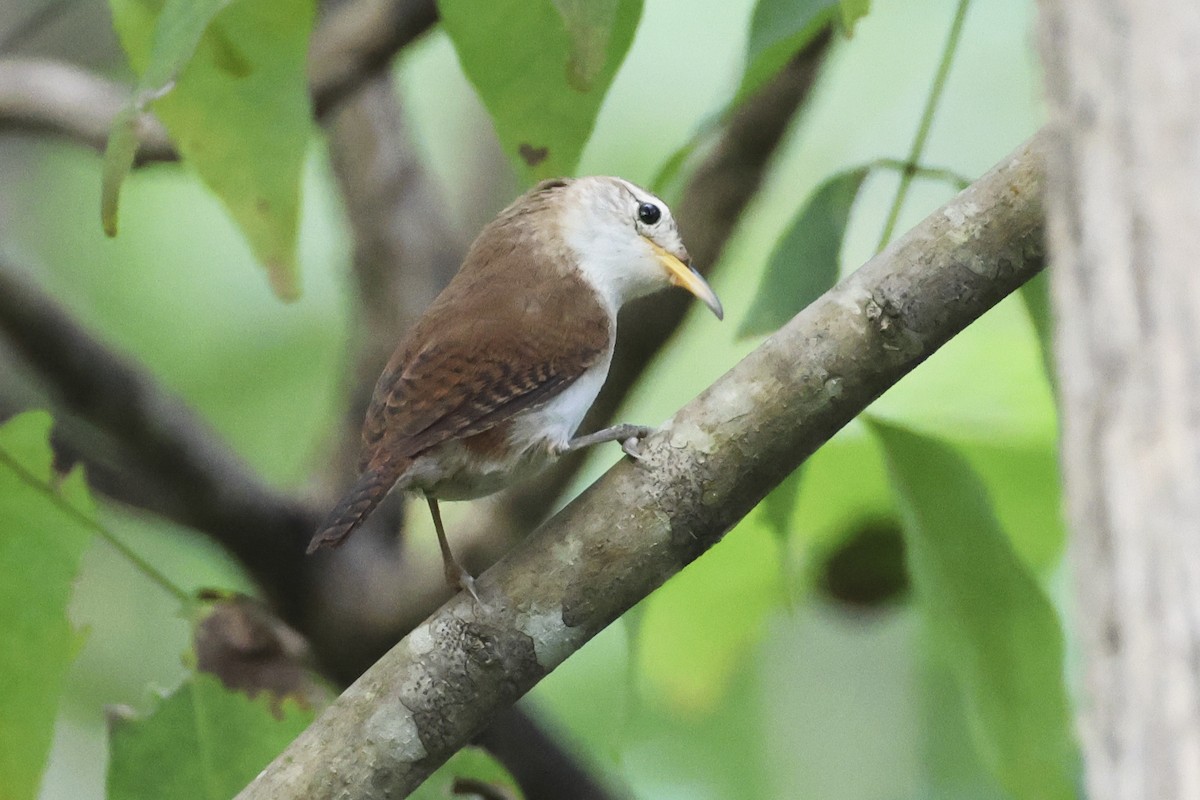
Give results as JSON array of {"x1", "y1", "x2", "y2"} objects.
[
  {"x1": 400, "y1": 360, "x2": 610, "y2": 501},
  {"x1": 402, "y1": 435, "x2": 555, "y2": 500}
]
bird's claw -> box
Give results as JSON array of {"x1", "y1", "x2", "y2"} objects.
[
  {"x1": 621, "y1": 426, "x2": 655, "y2": 461},
  {"x1": 446, "y1": 563, "x2": 484, "y2": 607}
]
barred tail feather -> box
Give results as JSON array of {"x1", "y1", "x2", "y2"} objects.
[{"x1": 306, "y1": 463, "x2": 405, "y2": 554}]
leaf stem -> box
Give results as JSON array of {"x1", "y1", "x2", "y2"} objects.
[
  {"x1": 871, "y1": 158, "x2": 972, "y2": 190},
  {"x1": 0, "y1": 447, "x2": 196, "y2": 609},
  {"x1": 875, "y1": 0, "x2": 972, "y2": 251}
]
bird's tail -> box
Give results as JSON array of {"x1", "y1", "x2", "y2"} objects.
[{"x1": 306, "y1": 461, "x2": 406, "y2": 554}]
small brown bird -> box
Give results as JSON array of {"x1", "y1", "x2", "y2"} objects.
[{"x1": 307, "y1": 176, "x2": 722, "y2": 599}]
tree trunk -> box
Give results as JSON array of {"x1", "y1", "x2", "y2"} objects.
[{"x1": 1037, "y1": 2, "x2": 1200, "y2": 797}]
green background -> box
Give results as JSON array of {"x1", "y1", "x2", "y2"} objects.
[{"x1": 1, "y1": 0, "x2": 1053, "y2": 796}]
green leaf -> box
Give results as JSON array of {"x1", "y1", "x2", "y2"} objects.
[
  {"x1": 1019, "y1": 270, "x2": 1056, "y2": 388},
  {"x1": 761, "y1": 465, "x2": 804, "y2": 544},
  {"x1": 638, "y1": 517, "x2": 785, "y2": 712},
  {"x1": 437, "y1": 0, "x2": 642, "y2": 183},
  {"x1": 740, "y1": 167, "x2": 869, "y2": 337},
  {"x1": 0, "y1": 411, "x2": 94, "y2": 800},
  {"x1": 100, "y1": 105, "x2": 144, "y2": 237},
  {"x1": 838, "y1": 0, "x2": 871, "y2": 33},
  {"x1": 868, "y1": 420, "x2": 1077, "y2": 800},
  {"x1": 551, "y1": 0, "x2": 620, "y2": 91},
  {"x1": 650, "y1": 0, "x2": 840, "y2": 202},
  {"x1": 411, "y1": 746, "x2": 525, "y2": 800},
  {"x1": 106, "y1": 672, "x2": 314, "y2": 800},
  {"x1": 108, "y1": 0, "x2": 316, "y2": 299},
  {"x1": 740, "y1": 0, "x2": 839, "y2": 101},
  {"x1": 101, "y1": 0, "x2": 230, "y2": 237}
]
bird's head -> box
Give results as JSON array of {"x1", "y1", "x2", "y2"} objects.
[{"x1": 550, "y1": 176, "x2": 723, "y2": 319}]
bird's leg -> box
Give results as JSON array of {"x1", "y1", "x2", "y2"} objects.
[
  {"x1": 425, "y1": 495, "x2": 482, "y2": 604},
  {"x1": 564, "y1": 423, "x2": 655, "y2": 460}
]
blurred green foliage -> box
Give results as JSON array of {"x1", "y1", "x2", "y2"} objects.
[
  {"x1": 872, "y1": 420, "x2": 1076, "y2": 799},
  {"x1": 437, "y1": 0, "x2": 643, "y2": 183},
  {"x1": 739, "y1": 166, "x2": 869, "y2": 337},
  {"x1": 0, "y1": 413, "x2": 92, "y2": 800},
  {"x1": 107, "y1": 0, "x2": 316, "y2": 298},
  {"x1": 0, "y1": 0, "x2": 1062, "y2": 797},
  {"x1": 106, "y1": 674, "x2": 314, "y2": 800},
  {"x1": 410, "y1": 747, "x2": 525, "y2": 800}
]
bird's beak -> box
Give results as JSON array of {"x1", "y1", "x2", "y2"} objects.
[{"x1": 648, "y1": 241, "x2": 724, "y2": 320}]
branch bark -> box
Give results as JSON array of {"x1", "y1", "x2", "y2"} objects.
[
  {"x1": 236, "y1": 132, "x2": 1048, "y2": 800},
  {"x1": 1038, "y1": 1, "x2": 1200, "y2": 797}
]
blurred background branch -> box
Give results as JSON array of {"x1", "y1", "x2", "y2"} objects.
[{"x1": 0, "y1": 0, "x2": 437, "y2": 163}]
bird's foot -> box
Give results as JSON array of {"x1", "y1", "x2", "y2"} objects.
[
  {"x1": 621, "y1": 424, "x2": 654, "y2": 461},
  {"x1": 565, "y1": 423, "x2": 654, "y2": 458},
  {"x1": 460, "y1": 573, "x2": 483, "y2": 607},
  {"x1": 621, "y1": 435, "x2": 646, "y2": 460},
  {"x1": 447, "y1": 562, "x2": 483, "y2": 606}
]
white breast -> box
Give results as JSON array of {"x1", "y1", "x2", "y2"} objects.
[{"x1": 507, "y1": 344, "x2": 614, "y2": 453}]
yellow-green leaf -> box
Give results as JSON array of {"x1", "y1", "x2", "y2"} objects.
[
  {"x1": 101, "y1": 0, "x2": 230, "y2": 237},
  {"x1": 438, "y1": 0, "x2": 642, "y2": 183},
  {"x1": 637, "y1": 518, "x2": 785, "y2": 712},
  {"x1": 411, "y1": 746, "x2": 525, "y2": 800},
  {"x1": 839, "y1": 0, "x2": 871, "y2": 34},
  {"x1": 106, "y1": 672, "x2": 314, "y2": 800},
  {"x1": 740, "y1": 167, "x2": 868, "y2": 337},
  {"x1": 869, "y1": 420, "x2": 1078, "y2": 800},
  {"x1": 108, "y1": 0, "x2": 316, "y2": 299},
  {"x1": 0, "y1": 412, "x2": 93, "y2": 800},
  {"x1": 740, "y1": 0, "x2": 839, "y2": 101}
]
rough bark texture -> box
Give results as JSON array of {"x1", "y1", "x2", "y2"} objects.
[
  {"x1": 236, "y1": 133, "x2": 1048, "y2": 800},
  {"x1": 1038, "y1": 2, "x2": 1200, "y2": 797}
]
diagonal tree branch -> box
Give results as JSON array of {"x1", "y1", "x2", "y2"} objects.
[
  {"x1": 236, "y1": 131, "x2": 1049, "y2": 800},
  {"x1": 0, "y1": 266, "x2": 320, "y2": 621}
]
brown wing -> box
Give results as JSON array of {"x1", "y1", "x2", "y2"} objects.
[{"x1": 359, "y1": 261, "x2": 612, "y2": 471}]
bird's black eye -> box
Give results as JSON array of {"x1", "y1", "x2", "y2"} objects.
[{"x1": 637, "y1": 202, "x2": 662, "y2": 225}]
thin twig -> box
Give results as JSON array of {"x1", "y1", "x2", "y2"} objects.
[{"x1": 875, "y1": 0, "x2": 972, "y2": 250}]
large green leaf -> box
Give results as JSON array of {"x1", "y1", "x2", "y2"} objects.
[
  {"x1": 637, "y1": 516, "x2": 785, "y2": 712},
  {"x1": 101, "y1": 0, "x2": 231, "y2": 238},
  {"x1": 106, "y1": 672, "x2": 314, "y2": 800},
  {"x1": 0, "y1": 412, "x2": 93, "y2": 800},
  {"x1": 740, "y1": 167, "x2": 869, "y2": 337},
  {"x1": 869, "y1": 420, "x2": 1077, "y2": 800},
  {"x1": 1020, "y1": 270, "x2": 1056, "y2": 388},
  {"x1": 108, "y1": 0, "x2": 316, "y2": 299},
  {"x1": 760, "y1": 465, "x2": 805, "y2": 544},
  {"x1": 838, "y1": 0, "x2": 871, "y2": 33},
  {"x1": 437, "y1": 0, "x2": 642, "y2": 183}
]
